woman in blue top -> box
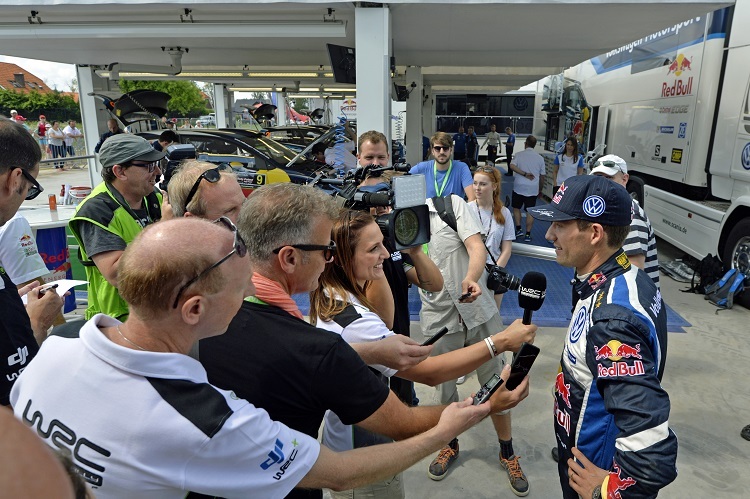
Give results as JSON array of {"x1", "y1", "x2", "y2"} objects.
[{"x1": 552, "y1": 136, "x2": 584, "y2": 195}]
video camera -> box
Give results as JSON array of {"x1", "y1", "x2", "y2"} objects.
[{"x1": 310, "y1": 164, "x2": 431, "y2": 251}]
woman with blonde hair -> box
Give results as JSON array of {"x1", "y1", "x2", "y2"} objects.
[{"x1": 469, "y1": 166, "x2": 515, "y2": 310}]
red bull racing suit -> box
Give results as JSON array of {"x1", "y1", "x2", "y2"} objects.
[{"x1": 555, "y1": 250, "x2": 677, "y2": 498}]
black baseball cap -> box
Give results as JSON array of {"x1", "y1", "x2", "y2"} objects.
[{"x1": 527, "y1": 175, "x2": 632, "y2": 226}]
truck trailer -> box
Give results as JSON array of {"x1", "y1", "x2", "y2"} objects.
[{"x1": 537, "y1": 2, "x2": 750, "y2": 278}]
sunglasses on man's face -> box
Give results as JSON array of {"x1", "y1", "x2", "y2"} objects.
[
  {"x1": 272, "y1": 241, "x2": 337, "y2": 263},
  {"x1": 183, "y1": 165, "x2": 232, "y2": 213},
  {"x1": 433, "y1": 145, "x2": 451, "y2": 152},
  {"x1": 17, "y1": 168, "x2": 44, "y2": 200},
  {"x1": 128, "y1": 161, "x2": 160, "y2": 174},
  {"x1": 172, "y1": 216, "x2": 247, "y2": 309}
]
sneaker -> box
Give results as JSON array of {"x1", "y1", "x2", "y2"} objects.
[
  {"x1": 499, "y1": 455, "x2": 529, "y2": 496},
  {"x1": 524, "y1": 233, "x2": 532, "y2": 242},
  {"x1": 515, "y1": 228, "x2": 524, "y2": 237},
  {"x1": 428, "y1": 439, "x2": 459, "y2": 481},
  {"x1": 456, "y1": 375, "x2": 466, "y2": 385}
]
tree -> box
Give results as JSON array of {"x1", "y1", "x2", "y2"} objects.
[{"x1": 118, "y1": 80, "x2": 208, "y2": 116}]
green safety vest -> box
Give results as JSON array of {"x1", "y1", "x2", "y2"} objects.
[{"x1": 69, "y1": 182, "x2": 162, "y2": 321}]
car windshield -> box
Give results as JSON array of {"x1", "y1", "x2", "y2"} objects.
[
  {"x1": 287, "y1": 127, "x2": 345, "y2": 167},
  {"x1": 234, "y1": 134, "x2": 301, "y2": 165}
]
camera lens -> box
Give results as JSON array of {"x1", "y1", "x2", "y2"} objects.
[{"x1": 393, "y1": 208, "x2": 420, "y2": 246}]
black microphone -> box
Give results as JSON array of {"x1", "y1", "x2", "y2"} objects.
[{"x1": 518, "y1": 272, "x2": 547, "y2": 325}]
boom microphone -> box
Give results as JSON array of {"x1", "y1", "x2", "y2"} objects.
[{"x1": 518, "y1": 272, "x2": 547, "y2": 325}]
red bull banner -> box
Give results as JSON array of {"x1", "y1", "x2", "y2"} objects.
[{"x1": 35, "y1": 227, "x2": 75, "y2": 313}]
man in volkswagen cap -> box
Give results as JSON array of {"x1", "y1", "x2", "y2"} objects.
[
  {"x1": 527, "y1": 175, "x2": 677, "y2": 499},
  {"x1": 69, "y1": 134, "x2": 165, "y2": 321}
]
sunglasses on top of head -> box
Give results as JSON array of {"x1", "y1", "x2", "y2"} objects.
[{"x1": 183, "y1": 165, "x2": 232, "y2": 213}]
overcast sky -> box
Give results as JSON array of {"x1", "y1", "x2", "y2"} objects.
[{"x1": 0, "y1": 55, "x2": 76, "y2": 92}]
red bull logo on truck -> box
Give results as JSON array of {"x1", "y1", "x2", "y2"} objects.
[
  {"x1": 595, "y1": 340, "x2": 645, "y2": 378},
  {"x1": 662, "y1": 53, "x2": 693, "y2": 97}
]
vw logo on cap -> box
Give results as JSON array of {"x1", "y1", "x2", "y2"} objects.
[
  {"x1": 583, "y1": 195, "x2": 606, "y2": 217},
  {"x1": 742, "y1": 143, "x2": 750, "y2": 170}
]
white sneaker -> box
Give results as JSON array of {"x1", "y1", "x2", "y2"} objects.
[{"x1": 456, "y1": 376, "x2": 466, "y2": 385}]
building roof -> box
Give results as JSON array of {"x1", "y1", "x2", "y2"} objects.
[{"x1": 0, "y1": 62, "x2": 51, "y2": 93}]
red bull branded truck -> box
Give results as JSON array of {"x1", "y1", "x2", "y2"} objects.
[{"x1": 536, "y1": 2, "x2": 750, "y2": 279}]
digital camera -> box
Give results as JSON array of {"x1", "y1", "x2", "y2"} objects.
[{"x1": 486, "y1": 265, "x2": 520, "y2": 294}]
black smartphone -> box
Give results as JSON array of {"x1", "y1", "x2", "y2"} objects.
[
  {"x1": 505, "y1": 342, "x2": 540, "y2": 391},
  {"x1": 422, "y1": 327, "x2": 449, "y2": 346},
  {"x1": 472, "y1": 374, "x2": 504, "y2": 405},
  {"x1": 458, "y1": 291, "x2": 472, "y2": 302}
]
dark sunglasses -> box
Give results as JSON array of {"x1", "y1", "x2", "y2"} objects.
[
  {"x1": 17, "y1": 168, "x2": 44, "y2": 200},
  {"x1": 128, "y1": 160, "x2": 160, "y2": 173},
  {"x1": 432, "y1": 145, "x2": 451, "y2": 152},
  {"x1": 183, "y1": 165, "x2": 231, "y2": 213},
  {"x1": 172, "y1": 216, "x2": 247, "y2": 309},
  {"x1": 272, "y1": 241, "x2": 337, "y2": 263}
]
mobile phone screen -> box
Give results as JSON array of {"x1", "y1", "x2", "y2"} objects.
[{"x1": 505, "y1": 343, "x2": 540, "y2": 391}]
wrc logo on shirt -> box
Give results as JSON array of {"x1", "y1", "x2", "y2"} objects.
[{"x1": 261, "y1": 438, "x2": 301, "y2": 481}]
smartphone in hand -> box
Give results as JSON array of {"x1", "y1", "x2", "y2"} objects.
[
  {"x1": 422, "y1": 327, "x2": 449, "y2": 346},
  {"x1": 505, "y1": 342, "x2": 540, "y2": 391},
  {"x1": 458, "y1": 291, "x2": 472, "y2": 302}
]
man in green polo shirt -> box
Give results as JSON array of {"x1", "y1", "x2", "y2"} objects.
[{"x1": 69, "y1": 134, "x2": 165, "y2": 320}]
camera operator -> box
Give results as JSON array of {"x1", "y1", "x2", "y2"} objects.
[
  {"x1": 357, "y1": 130, "x2": 444, "y2": 405},
  {"x1": 419, "y1": 190, "x2": 533, "y2": 496}
]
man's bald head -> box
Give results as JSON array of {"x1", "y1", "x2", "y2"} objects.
[{"x1": 118, "y1": 218, "x2": 230, "y2": 318}]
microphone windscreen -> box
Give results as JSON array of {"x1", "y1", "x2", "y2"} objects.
[{"x1": 518, "y1": 272, "x2": 547, "y2": 311}]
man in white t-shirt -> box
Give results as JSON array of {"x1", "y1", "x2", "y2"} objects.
[
  {"x1": 509, "y1": 135, "x2": 546, "y2": 242},
  {"x1": 12, "y1": 217, "x2": 492, "y2": 499},
  {"x1": 62, "y1": 120, "x2": 83, "y2": 158}
]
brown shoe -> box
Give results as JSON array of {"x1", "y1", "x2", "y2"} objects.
[
  {"x1": 427, "y1": 438, "x2": 459, "y2": 481},
  {"x1": 499, "y1": 455, "x2": 529, "y2": 496}
]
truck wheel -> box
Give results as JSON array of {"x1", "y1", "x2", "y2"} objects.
[
  {"x1": 722, "y1": 218, "x2": 750, "y2": 279},
  {"x1": 626, "y1": 176, "x2": 645, "y2": 206}
]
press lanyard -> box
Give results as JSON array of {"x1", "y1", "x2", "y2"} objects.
[
  {"x1": 245, "y1": 296, "x2": 268, "y2": 305},
  {"x1": 433, "y1": 160, "x2": 453, "y2": 197}
]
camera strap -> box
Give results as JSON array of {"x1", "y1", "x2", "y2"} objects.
[{"x1": 431, "y1": 195, "x2": 498, "y2": 267}]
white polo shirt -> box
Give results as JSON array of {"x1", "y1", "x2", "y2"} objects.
[{"x1": 11, "y1": 314, "x2": 320, "y2": 499}]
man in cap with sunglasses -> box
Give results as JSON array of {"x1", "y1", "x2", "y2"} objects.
[
  {"x1": 0, "y1": 119, "x2": 64, "y2": 406},
  {"x1": 527, "y1": 175, "x2": 677, "y2": 499},
  {"x1": 590, "y1": 155, "x2": 659, "y2": 287},
  {"x1": 69, "y1": 133, "x2": 165, "y2": 321}
]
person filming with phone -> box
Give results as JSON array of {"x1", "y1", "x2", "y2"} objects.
[{"x1": 309, "y1": 209, "x2": 536, "y2": 499}]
